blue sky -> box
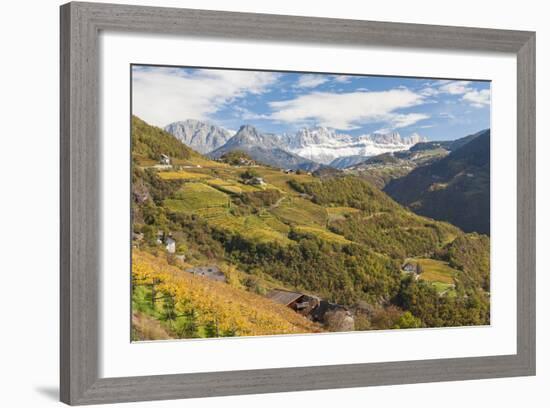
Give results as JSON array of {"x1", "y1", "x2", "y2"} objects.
[{"x1": 132, "y1": 65, "x2": 490, "y2": 141}]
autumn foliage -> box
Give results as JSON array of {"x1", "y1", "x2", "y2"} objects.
[{"x1": 132, "y1": 250, "x2": 322, "y2": 339}]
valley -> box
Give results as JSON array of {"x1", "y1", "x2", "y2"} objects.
[{"x1": 131, "y1": 116, "x2": 491, "y2": 340}]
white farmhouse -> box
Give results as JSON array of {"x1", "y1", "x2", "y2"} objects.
[
  {"x1": 165, "y1": 237, "x2": 176, "y2": 254},
  {"x1": 249, "y1": 176, "x2": 266, "y2": 186}
]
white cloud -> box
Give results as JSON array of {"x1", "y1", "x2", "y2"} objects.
[
  {"x1": 294, "y1": 75, "x2": 329, "y2": 88},
  {"x1": 419, "y1": 87, "x2": 439, "y2": 97},
  {"x1": 462, "y1": 89, "x2": 491, "y2": 108},
  {"x1": 439, "y1": 80, "x2": 472, "y2": 95},
  {"x1": 439, "y1": 112, "x2": 456, "y2": 119},
  {"x1": 333, "y1": 75, "x2": 352, "y2": 83},
  {"x1": 132, "y1": 67, "x2": 279, "y2": 126},
  {"x1": 390, "y1": 113, "x2": 430, "y2": 128},
  {"x1": 233, "y1": 106, "x2": 270, "y2": 120},
  {"x1": 423, "y1": 80, "x2": 490, "y2": 108},
  {"x1": 269, "y1": 89, "x2": 427, "y2": 130}
]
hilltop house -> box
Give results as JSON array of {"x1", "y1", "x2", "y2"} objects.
[
  {"x1": 156, "y1": 231, "x2": 176, "y2": 254},
  {"x1": 164, "y1": 237, "x2": 176, "y2": 254},
  {"x1": 402, "y1": 262, "x2": 418, "y2": 273},
  {"x1": 248, "y1": 176, "x2": 266, "y2": 186},
  {"x1": 402, "y1": 262, "x2": 422, "y2": 280},
  {"x1": 237, "y1": 157, "x2": 254, "y2": 166},
  {"x1": 186, "y1": 265, "x2": 226, "y2": 282}
]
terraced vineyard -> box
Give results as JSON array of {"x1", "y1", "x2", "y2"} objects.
[
  {"x1": 208, "y1": 213, "x2": 293, "y2": 245},
  {"x1": 270, "y1": 197, "x2": 328, "y2": 227},
  {"x1": 131, "y1": 116, "x2": 491, "y2": 338},
  {"x1": 164, "y1": 184, "x2": 226, "y2": 216},
  {"x1": 132, "y1": 250, "x2": 322, "y2": 339},
  {"x1": 157, "y1": 170, "x2": 212, "y2": 181},
  {"x1": 206, "y1": 178, "x2": 260, "y2": 194}
]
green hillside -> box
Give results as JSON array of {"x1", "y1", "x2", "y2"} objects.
[
  {"x1": 132, "y1": 116, "x2": 490, "y2": 336},
  {"x1": 384, "y1": 130, "x2": 490, "y2": 235},
  {"x1": 132, "y1": 115, "x2": 219, "y2": 167}
]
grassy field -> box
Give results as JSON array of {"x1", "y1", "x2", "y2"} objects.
[
  {"x1": 253, "y1": 168, "x2": 316, "y2": 193},
  {"x1": 294, "y1": 225, "x2": 351, "y2": 244},
  {"x1": 193, "y1": 207, "x2": 229, "y2": 219},
  {"x1": 165, "y1": 182, "x2": 230, "y2": 213},
  {"x1": 413, "y1": 258, "x2": 458, "y2": 284},
  {"x1": 157, "y1": 170, "x2": 212, "y2": 181},
  {"x1": 431, "y1": 281, "x2": 456, "y2": 296},
  {"x1": 206, "y1": 178, "x2": 262, "y2": 194},
  {"x1": 402, "y1": 257, "x2": 459, "y2": 296},
  {"x1": 258, "y1": 213, "x2": 292, "y2": 234},
  {"x1": 208, "y1": 213, "x2": 293, "y2": 245},
  {"x1": 326, "y1": 206, "x2": 360, "y2": 222},
  {"x1": 270, "y1": 196, "x2": 327, "y2": 227}
]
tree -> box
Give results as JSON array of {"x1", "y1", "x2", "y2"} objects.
[
  {"x1": 204, "y1": 317, "x2": 220, "y2": 338},
  {"x1": 240, "y1": 169, "x2": 260, "y2": 180},
  {"x1": 393, "y1": 311, "x2": 422, "y2": 329},
  {"x1": 179, "y1": 309, "x2": 199, "y2": 338}
]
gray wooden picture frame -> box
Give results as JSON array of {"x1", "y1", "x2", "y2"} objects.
[{"x1": 60, "y1": 2, "x2": 536, "y2": 405}]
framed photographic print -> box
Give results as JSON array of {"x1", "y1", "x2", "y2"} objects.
[{"x1": 60, "y1": 2, "x2": 535, "y2": 405}]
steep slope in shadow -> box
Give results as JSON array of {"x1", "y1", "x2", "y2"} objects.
[{"x1": 384, "y1": 130, "x2": 490, "y2": 235}]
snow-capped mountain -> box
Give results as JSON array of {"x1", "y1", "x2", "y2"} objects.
[
  {"x1": 279, "y1": 127, "x2": 427, "y2": 165},
  {"x1": 209, "y1": 125, "x2": 322, "y2": 171},
  {"x1": 219, "y1": 124, "x2": 282, "y2": 150},
  {"x1": 165, "y1": 118, "x2": 427, "y2": 169},
  {"x1": 370, "y1": 131, "x2": 424, "y2": 145},
  {"x1": 164, "y1": 119, "x2": 234, "y2": 154}
]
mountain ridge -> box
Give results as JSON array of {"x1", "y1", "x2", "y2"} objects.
[
  {"x1": 209, "y1": 124, "x2": 324, "y2": 171},
  {"x1": 164, "y1": 119, "x2": 428, "y2": 167},
  {"x1": 164, "y1": 119, "x2": 234, "y2": 154},
  {"x1": 279, "y1": 127, "x2": 427, "y2": 165},
  {"x1": 384, "y1": 129, "x2": 490, "y2": 234}
]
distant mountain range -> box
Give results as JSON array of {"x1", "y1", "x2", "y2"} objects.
[
  {"x1": 280, "y1": 127, "x2": 425, "y2": 166},
  {"x1": 164, "y1": 119, "x2": 426, "y2": 169},
  {"x1": 408, "y1": 130, "x2": 483, "y2": 154},
  {"x1": 164, "y1": 119, "x2": 234, "y2": 154},
  {"x1": 209, "y1": 125, "x2": 323, "y2": 171}
]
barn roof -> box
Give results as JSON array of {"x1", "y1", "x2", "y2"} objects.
[{"x1": 266, "y1": 289, "x2": 304, "y2": 306}]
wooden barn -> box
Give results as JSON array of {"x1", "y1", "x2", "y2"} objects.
[{"x1": 266, "y1": 289, "x2": 320, "y2": 314}]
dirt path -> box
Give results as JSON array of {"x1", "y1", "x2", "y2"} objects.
[{"x1": 270, "y1": 195, "x2": 287, "y2": 209}]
